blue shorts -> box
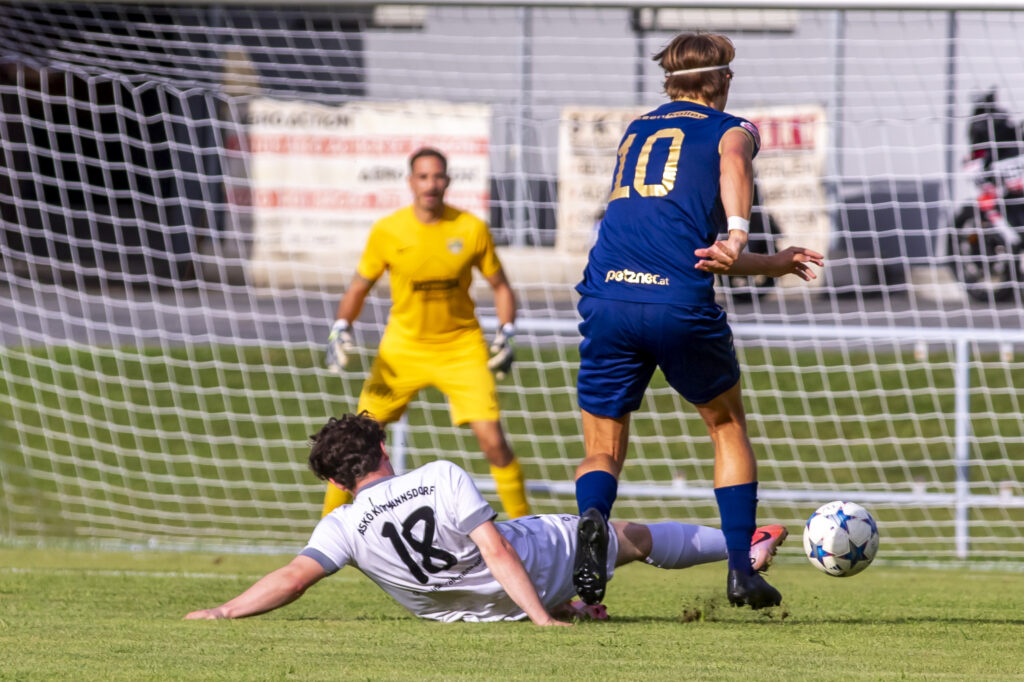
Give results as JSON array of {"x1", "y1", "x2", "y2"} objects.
[{"x1": 576, "y1": 296, "x2": 740, "y2": 418}]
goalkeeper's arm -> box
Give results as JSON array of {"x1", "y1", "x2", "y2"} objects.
[
  {"x1": 484, "y1": 268, "x2": 517, "y2": 379},
  {"x1": 326, "y1": 275, "x2": 375, "y2": 373}
]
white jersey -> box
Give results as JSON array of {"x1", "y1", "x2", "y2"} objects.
[{"x1": 300, "y1": 460, "x2": 617, "y2": 622}]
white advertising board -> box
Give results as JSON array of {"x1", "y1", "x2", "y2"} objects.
[{"x1": 244, "y1": 98, "x2": 491, "y2": 288}]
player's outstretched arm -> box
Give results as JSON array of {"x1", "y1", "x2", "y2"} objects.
[
  {"x1": 184, "y1": 555, "x2": 326, "y2": 620},
  {"x1": 699, "y1": 246, "x2": 825, "y2": 280},
  {"x1": 468, "y1": 520, "x2": 572, "y2": 627}
]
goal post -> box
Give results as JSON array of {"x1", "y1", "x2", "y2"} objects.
[{"x1": 1, "y1": 1, "x2": 1023, "y2": 564}]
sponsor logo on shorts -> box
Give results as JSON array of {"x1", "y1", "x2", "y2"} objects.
[{"x1": 604, "y1": 269, "x2": 669, "y2": 286}]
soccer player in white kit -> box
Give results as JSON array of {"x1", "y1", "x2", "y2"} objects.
[{"x1": 185, "y1": 413, "x2": 786, "y2": 624}]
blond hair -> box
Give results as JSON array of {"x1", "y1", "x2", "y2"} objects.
[{"x1": 654, "y1": 33, "x2": 735, "y2": 103}]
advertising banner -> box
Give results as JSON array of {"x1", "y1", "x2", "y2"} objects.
[{"x1": 244, "y1": 98, "x2": 491, "y2": 287}]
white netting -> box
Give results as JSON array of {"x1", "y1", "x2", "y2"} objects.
[{"x1": 1, "y1": 2, "x2": 1023, "y2": 561}]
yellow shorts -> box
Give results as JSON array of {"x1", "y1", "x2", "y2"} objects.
[{"x1": 357, "y1": 328, "x2": 499, "y2": 425}]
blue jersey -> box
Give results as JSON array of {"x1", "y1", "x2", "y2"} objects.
[{"x1": 576, "y1": 100, "x2": 760, "y2": 306}]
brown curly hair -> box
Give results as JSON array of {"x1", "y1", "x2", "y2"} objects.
[
  {"x1": 654, "y1": 33, "x2": 734, "y2": 104},
  {"x1": 308, "y1": 412, "x2": 386, "y2": 490}
]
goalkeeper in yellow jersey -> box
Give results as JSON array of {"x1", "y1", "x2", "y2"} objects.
[{"x1": 322, "y1": 147, "x2": 529, "y2": 519}]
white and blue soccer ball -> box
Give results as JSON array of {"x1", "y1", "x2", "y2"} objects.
[{"x1": 803, "y1": 501, "x2": 879, "y2": 577}]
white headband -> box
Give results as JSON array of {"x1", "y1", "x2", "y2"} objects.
[{"x1": 667, "y1": 64, "x2": 730, "y2": 76}]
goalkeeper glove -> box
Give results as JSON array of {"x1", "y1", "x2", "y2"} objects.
[
  {"x1": 326, "y1": 319, "x2": 355, "y2": 374},
  {"x1": 488, "y1": 322, "x2": 515, "y2": 380}
]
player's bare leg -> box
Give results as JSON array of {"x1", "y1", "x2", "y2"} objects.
[
  {"x1": 696, "y1": 383, "x2": 756, "y2": 489},
  {"x1": 572, "y1": 411, "x2": 630, "y2": 605},
  {"x1": 471, "y1": 420, "x2": 530, "y2": 518},
  {"x1": 575, "y1": 410, "x2": 631, "y2": 479},
  {"x1": 696, "y1": 382, "x2": 781, "y2": 609}
]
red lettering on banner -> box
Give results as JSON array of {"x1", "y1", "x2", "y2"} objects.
[
  {"x1": 250, "y1": 135, "x2": 490, "y2": 156},
  {"x1": 253, "y1": 189, "x2": 490, "y2": 211},
  {"x1": 747, "y1": 116, "x2": 818, "y2": 152}
]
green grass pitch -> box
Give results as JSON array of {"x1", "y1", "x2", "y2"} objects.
[
  {"x1": 2, "y1": 545, "x2": 1024, "y2": 680},
  {"x1": 3, "y1": 343, "x2": 1024, "y2": 677}
]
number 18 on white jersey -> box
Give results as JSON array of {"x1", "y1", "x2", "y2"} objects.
[{"x1": 300, "y1": 460, "x2": 606, "y2": 622}]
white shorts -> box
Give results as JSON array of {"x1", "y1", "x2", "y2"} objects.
[{"x1": 497, "y1": 514, "x2": 619, "y2": 611}]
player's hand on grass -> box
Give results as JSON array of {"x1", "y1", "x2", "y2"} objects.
[
  {"x1": 532, "y1": 614, "x2": 574, "y2": 627},
  {"x1": 487, "y1": 322, "x2": 515, "y2": 380},
  {"x1": 325, "y1": 319, "x2": 355, "y2": 374},
  {"x1": 184, "y1": 607, "x2": 226, "y2": 620}
]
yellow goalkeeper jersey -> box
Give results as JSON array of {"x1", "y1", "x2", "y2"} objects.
[{"x1": 356, "y1": 205, "x2": 503, "y2": 344}]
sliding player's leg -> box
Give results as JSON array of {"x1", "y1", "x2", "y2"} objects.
[
  {"x1": 612, "y1": 520, "x2": 787, "y2": 572},
  {"x1": 556, "y1": 519, "x2": 785, "y2": 622},
  {"x1": 749, "y1": 524, "x2": 789, "y2": 572}
]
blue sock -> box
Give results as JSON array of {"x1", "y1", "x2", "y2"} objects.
[
  {"x1": 575, "y1": 471, "x2": 618, "y2": 520},
  {"x1": 714, "y1": 481, "x2": 758, "y2": 573}
]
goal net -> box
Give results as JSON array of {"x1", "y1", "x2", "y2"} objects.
[{"x1": 1, "y1": 1, "x2": 1023, "y2": 563}]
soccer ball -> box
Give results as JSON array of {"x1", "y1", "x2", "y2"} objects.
[{"x1": 802, "y1": 501, "x2": 879, "y2": 577}]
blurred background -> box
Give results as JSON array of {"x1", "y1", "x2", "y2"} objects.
[{"x1": 1, "y1": 1, "x2": 1022, "y2": 565}]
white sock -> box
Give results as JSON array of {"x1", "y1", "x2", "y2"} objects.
[{"x1": 644, "y1": 522, "x2": 728, "y2": 569}]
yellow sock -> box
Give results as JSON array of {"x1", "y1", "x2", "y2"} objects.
[
  {"x1": 490, "y1": 459, "x2": 531, "y2": 518},
  {"x1": 321, "y1": 484, "x2": 353, "y2": 518}
]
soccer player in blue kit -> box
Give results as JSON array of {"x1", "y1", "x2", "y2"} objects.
[{"x1": 571, "y1": 33, "x2": 824, "y2": 609}]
